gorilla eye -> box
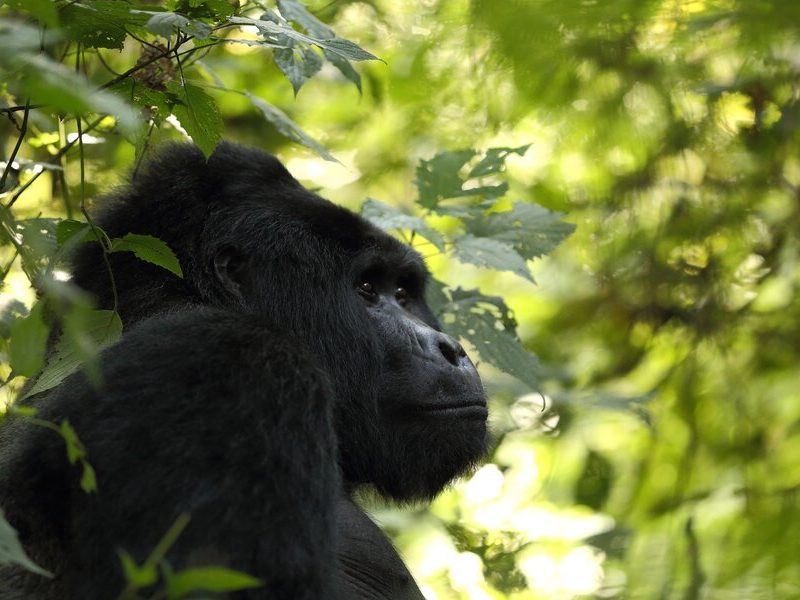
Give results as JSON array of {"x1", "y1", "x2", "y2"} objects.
[
  {"x1": 395, "y1": 287, "x2": 409, "y2": 306},
  {"x1": 358, "y1": 281, "x2": 377, "y2": 299}
]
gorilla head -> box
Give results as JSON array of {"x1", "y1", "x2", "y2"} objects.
[{"x1": 70, "y1": 142, "x2": 488, "y2": 502}]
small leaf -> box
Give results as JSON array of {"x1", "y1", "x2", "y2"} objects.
[
  {"x1": 361, "y1": 198, "x2": 445, "y2": 251},
  {"x1": 118, "y1": 549, "x2": 158, "y2": 588},
  {"x1": 166, "y1": 567, "x2": 263, "y2": 598},
  {"x1": 59, "y1": 420, "x2": 87, "y2": 464},
  {"x1": 9, "y1": 303, "x2": 49, "y2": 378},
  {"x1": 167, "y1": 82, "x2": 222, "y2": 157},
  {"x1": 110, "y1": 233, "x2": 183, "y2": 277},
  {"x1": 0, "y1": 508, "x2": 53, "y2": 578},
  {"x1": 245, "y1": 92, "x2": 337, "y2": 162},
  {"x1": 315, "y1": 37, "x2": 380, "y2": 62},
  {"x1": 451, "y1": 234, "x2": 534, "y2": 282},
  {"x1": 79, "y1": 461, "x2": 97, "y2": 493},
  {"x1": 143, "y1": 12, "x2": 212, "y2": 39}
]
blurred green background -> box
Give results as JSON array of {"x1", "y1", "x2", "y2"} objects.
[{"x1": 2, "y1": 0, "x2": 800, "y2": 598}]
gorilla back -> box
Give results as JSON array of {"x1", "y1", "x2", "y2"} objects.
[{"x1": 0, "y1": 143, "x2": 488, "y2": 599}]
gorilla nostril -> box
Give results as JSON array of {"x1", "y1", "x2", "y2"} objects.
[{"x1": 437, "y1": 339, "x2": 460, "y2": 367}]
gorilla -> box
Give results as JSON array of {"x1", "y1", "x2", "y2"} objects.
[{"x1": 0, "y1": 143, "x2": 488, "y2": 599}]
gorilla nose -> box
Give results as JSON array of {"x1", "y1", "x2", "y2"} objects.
[{"x1": 436, "y1": 333, "x2": 467, "y2": 367}]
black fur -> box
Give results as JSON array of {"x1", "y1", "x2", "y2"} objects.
[{"x1": 0, "y1": 143, "x2": 488, "y2": 599}]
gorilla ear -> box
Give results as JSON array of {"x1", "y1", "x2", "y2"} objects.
[{"x1": 213, "y1": 246, "x2": 248, "y2": 300}]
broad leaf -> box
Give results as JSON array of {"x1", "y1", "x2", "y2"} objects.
[
  {"x1": 468, "y1": 144, "x2": 530, "y2": 178},
  {"x1": 246, "y1": 92, "x2": 337, "y2": 162},
  {"x1": 451, "y1": 234, "x2": 534, "y2": 282},
  {"x1": 167, "y1": 82, "x2": 222, "y2": 157},
  {"x1": 361, "y1": 198, "x2": 445, "y2": 251},
  {"x1": 110, "y1": 233, "x2": 183, "y2": 277},
  {"x1": 0, "y1": 508, "x2": 52, "y2": 578},
  {"x1": 416, "y1": 150, "x2": 476, "y2": 209},
  {"x1": 61, "y1": 0, "x2": 143, "y2": 50},
  {"x1": 277, "y1": 0, "x2": 333, "y2": 38},
  {"x1": 440, "y1": 288, "x2": 541, "y2": 391},
  {"x1": 4, "y1": 0, "x2": 58, "y2": 27},
  {"x1": 466, "y1": 201, "x2": 576, "y2": 260}
]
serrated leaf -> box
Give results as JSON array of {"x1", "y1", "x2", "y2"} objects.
[
  {"x1": 167, "y1": 82, "x2": 222, "y2": 157},
  {"x1": 0, "y1": 508, "x2": 53, "y2": 578},
  {"x1": 274, "y1": 46, "x2": 323, "y2": 95},
  {"x1": 361, "y1": 198, "x2": 445, "y2": 251},
  {"x1": 451, "y1": 234, "x2": 534, "y2": 282},
  {"x1": 316, "y1": 37, "x2": 379, "y2": 62},
  {"x1": 110, "y1": 233, "x2": 183, "y2": 277},
  {"x1": 440, "y1": 288, "x2": 541, "y2": 390},
  {"x1": 143, "y1": 12, "x2": 212, "y2": 39},
  {"x1": 24, "y1": 310, "x2": 122, "y2": 398},
  {"x1": 8, "y1": 303, "x2": 48, "y2": 377},
  {"x1": 61, "y1": 0, "x2": 143, "y2": 50},
  {"x1": 468, "y1": 144, "x2": 530, "y2": 178},
  {"x1": 323, "y1": 49, "x2": 361, "y2": 92},
  {"x1": 245, "y1": 92, "x2": 337, "y2": 162},
  {"x1": 466, "y1": 201, "x2": 576, "y2": 260},
  {"x1": 166, "y1": 567, "x2": 262, "y2": 598},
  {"x1": 277, "y1": 0, "x2": 333, "y2": 38},
  {"x1": 416, "y1": 150, "x2": 476, "y2": 209}
]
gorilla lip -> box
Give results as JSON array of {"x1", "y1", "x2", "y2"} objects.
[{"x1": 415, "y1": 402, "x2": 488, "y2": 418}]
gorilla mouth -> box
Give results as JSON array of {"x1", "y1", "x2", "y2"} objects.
[{"x1": 415, "y1": 401, "x2": 488, "y2": 419}]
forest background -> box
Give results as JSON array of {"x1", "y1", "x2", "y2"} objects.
[{"x1": 1, "y1": 0, "x2": 799, "y2": 598}]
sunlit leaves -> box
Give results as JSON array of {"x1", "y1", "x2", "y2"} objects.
[{"x1": 361, "y1": 199, "x2": 445, "y2": 251}]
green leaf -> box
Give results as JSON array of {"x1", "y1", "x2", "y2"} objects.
[
  {"x1": 4, "y1": 0, "x2": 58, "y2": 27},
  {"x1": 15, "y1": 54, "x2": 139, "y2": 134},
  {"x1": 274, "y1": 46, "x2": 323, "y2": 95},
  {"x1": 315, "y1": 37, "x2": 380, "y2": 62},
  {"x1": 466, "y1": 201, "x2": 576, "y2": 260},
  {"x1": 245, "y1": 92, "x2": 337, "y2": 162},
  {"x1": 59, "y1": 420, "x2": 87, "y2": 464},
  {"x1": 468, "y1": 144, "x2": 530, "y2": 178},
  {"x1": 143, "y1": 12, "x2": 212, "y2": 39},
  {"x1": 323, "y1": 49, "x2": 362, "y2": 92},
  {"x1": 61, "y1": 0, "x2": 143, "y2": 50},
  {"x1": 361, "y1": 198, "x2": 445, "y2": 251},
  {"x1": 118, "y1": 549, "x2": 158, "y2": 588},
  {"x1": 451, "y1": 234, "x2": 534, "y2": 282},
  {"x1": 8, "y1": 303, "x2": 48, "y2": 378},
  {"x1": 167, "y1": 82, "x2": 222, "y2": 158},
  {"x1": 24, "y1": 309, "x2": 122, "y2": 398},
  {"x1": 110, "y1": 233, "x2": 183, "y2": 277},
  {"x1": 416, "y1": 150, "x2": 476, "y2": 209},
  {"x1": 277, "y1": 0, "x2": 333, "y2": 37},
  {"x1": 440, "y1": 288, "x2": 541, "y2": 391},
  {"x1": 0, "y1": 508, "x2": 53, "y2": 578},
  {"x1": 166, "y1": 567, "x2": 262, "y2": 598}
]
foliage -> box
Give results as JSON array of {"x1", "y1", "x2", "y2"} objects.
[{"x1": 2, "y1": 0, "x2": 800, "y2": 598}]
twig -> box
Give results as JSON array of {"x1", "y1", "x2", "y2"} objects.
[{"x1": 0, "y1": 101, "x2": 29, "y2": 192}]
